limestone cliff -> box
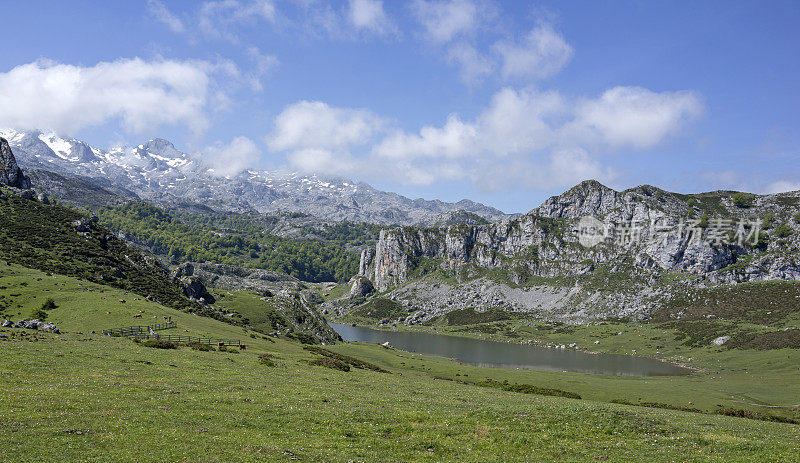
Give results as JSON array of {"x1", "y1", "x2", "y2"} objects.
[{"x1": 357, "y1": 181, "x2": 800, "y2": 322}]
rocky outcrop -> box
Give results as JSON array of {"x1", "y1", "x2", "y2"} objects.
[
  {"x1": 359, "y1": 181, "x2": 800, "y2": 322},
  {"x1": 0, "y1": 137, "x2": 31, "y2": 189},
  {"x1": 350, "y1": 276, "x2": 374, "y2": 298},
  {"x1": 6, "y1": 319, "x2": 60, "y2": 333},
  {"x1": 171, "y1": 263, "x2": 216, "y2": 304},
  {"x1": 180, "y1": 262, "x2": 304, "y2": 295}
]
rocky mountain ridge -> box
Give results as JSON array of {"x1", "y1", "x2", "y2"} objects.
[
  {"x1": 355, "y1": 180, "x2": 800, "y2": 323},
  {"x1": 1, "y1": 129, "x2": 509, "y2": 226}
]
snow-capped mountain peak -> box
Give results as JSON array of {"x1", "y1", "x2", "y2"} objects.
[{"x1": 4, "y1": 128, "x2": 510, "y2": 225}]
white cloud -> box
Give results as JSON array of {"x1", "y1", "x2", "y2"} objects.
[
  {"x1": 245, "y1": 46, "x2": 279, "y2": 91},
  {"x1": 203, "y1": 136, "x2": 261, "y2": 176},
  {"x1": 348, "y1": 0, "x2": 396, "y2": 35},
  {"x1": 764, "y1": 180, "x2": 800, "y2": 194},
  {"x1": 411, "y1": 0, "x2": 480, "y2": 43},
  {"x1": 267, "y1": 84, "x2": 701, "y2": 191},
  {"x1": 0, "y1": 58, "x2": 216, "y2": 135},
  {"x1": 267, "y1": 100, "x2": 385, "y2": 152},
  {"x1": 373, "y1": 87, "x2": 564, "y2": 160},
  {"x1": 471, "y1": 148, "x2": 614, "y2": 192},
  {"x1": 146, "y1": 0, "x2": 186, "y2": 33},
  {"x1": 198, "y1": 0, "x2": 276, "y2": 41},
  {"x1": 570, "y1": 86, "x2": 704, "y2": 149},
  {"x1": 494, "y1": 22, "x2": 573, "y2": 81},
  {"x1": 447, "y1": 42, "x2": 494, "y2": 85}
]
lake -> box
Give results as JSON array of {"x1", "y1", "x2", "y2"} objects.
[{"x1": 330, "y1": 323, "x2": 690, "y2": 377}]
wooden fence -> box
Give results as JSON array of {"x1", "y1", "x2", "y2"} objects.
[
  {"x1": 102, "y1": 321, "x2": 177, "y2": 337},
  {"x1": 102, "y1": 321, "x2": 240, "y2": 347},
  {"x1": 127, "y1": 333, "x2": 242, "y2": 347}
]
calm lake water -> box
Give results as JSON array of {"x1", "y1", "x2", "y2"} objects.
[{"x1": 330, "y1": 323, "x2": 690, "y2": 377}]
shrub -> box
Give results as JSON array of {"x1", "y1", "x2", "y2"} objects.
[
  {"x1": 761, "y1": 213, "x2": 775, "y2": 229},
  {"x1": 29, "y1": 308, "x2": 48, "y2": 320},
  {"x1": 773, "y1": 223, "x2": 793, "y2": 238},
  {"x1": 259, "y1": 353, "x2": 278, "y2": 367},
  {"x1": 794, "y1": 212, "x2": 800, "y2": 224},
  {"x1": 480, "y1": 380, "x2": 581, "y2": 399},
  {"x1": 716, "y1": 408, "x2": 798, "y2": 424},
  {"x1": 731, "y1": 192, "x2": 754, "y2": 208},
  {"x1": 187, "y1": 341, "x2": 213, "y2": 351},
  {"x1": 295, "y1": 332, "x2": 318, "y2": 345},
  {"x1": 142, "y1": 339, "x2": 177, "y2": 349},
  {"x1": 309, "y1": 357, "x2": 350, "y2": 372},
  {"x1": 40, "y1": 298, "x2": 58, "y2": 311},
  {"x1": 698, "y1": 214, "x2": 709, "y2": 228},
  {"x1": 303, "y1": 346, "x2": 389, "y2": 373}
]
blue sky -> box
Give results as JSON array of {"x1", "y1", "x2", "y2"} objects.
[{"x1": 0, "y1": 0, "x2": 798, "y2": 213}]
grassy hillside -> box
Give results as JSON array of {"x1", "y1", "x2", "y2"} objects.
[
  {"x1": 0, "y1": 193, "x2": 197, "y2": 312},
  {"x1": 1, "y1": 263, "x2": 799, "y2": 461}
]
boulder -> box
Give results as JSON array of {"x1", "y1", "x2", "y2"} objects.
[
  {"x1": 7, "y1": 319, "x2": 60, "y2": 333},
  {"x1": 712, "y1": 336, "x2": 730, "y2": 346},
  {"x1": 350, "y1": 277, "x2": 374, "y2": 298},
  {"x1": 1, "y1": 320, "x2": 12, "y2": 327}
]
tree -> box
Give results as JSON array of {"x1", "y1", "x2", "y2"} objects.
[{"x1": 732, "y1": 192, "x2": 754, "y2": 208}]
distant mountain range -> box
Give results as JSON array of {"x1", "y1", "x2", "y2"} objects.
[{"x1": 0, "y1": 129, "x2": 510, "y2": 225}]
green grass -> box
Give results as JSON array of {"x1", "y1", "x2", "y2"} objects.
[
  {"x1": 434, "y1": 308, "x2": 514, "y2": 326},
  {"x1": 351, "y1": 298, "x2": 406, "y2": 320},
  {"x1": 212, "y1": 290, "x2": 285, "y2": 332},
  {"x1": 2, "y1": 263, "x2": 800, "y2": 461}
]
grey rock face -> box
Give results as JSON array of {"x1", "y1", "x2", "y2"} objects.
[
  {"x1": 350, "y1": 276, "x2": 374, "y2": 298},
  {"x1": 172, "y1": 263, "x2": 216, "y2": 304},
  {"x1": 359, "y1": 180, "x2": 800, "y2": 323},
  {"x1": 0, "y1": 137, "x2": 31, "y2": 189}
]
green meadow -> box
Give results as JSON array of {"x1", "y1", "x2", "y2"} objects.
[{"x1": 2, "y1": 263, "x2": 799, "y2": 462}]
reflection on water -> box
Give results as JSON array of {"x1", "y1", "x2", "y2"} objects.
[{"x1": 330, "y1": 323, "x2": 689, "y2": 377}]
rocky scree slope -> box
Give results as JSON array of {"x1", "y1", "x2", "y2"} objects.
[
  {"x1": 354, "y1": 180, "x2": 800, "y2": 323},
  {"x1": 172, "y1": 262, "x2": 339, "y2": 343},
  {"x1": 1, "y1": 129, "x2": 508, "y2": 226}
]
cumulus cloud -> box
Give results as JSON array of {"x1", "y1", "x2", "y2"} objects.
[
  {"x1": 570, "y1": 86, "x2": 704, "y2": 149},
  {"x1": 267, "y1": 85, "x2": 702, "y2": 191},
  {"x1": 0, "y1": 58, "x2": 216, "y2": 135},
  {"x1": 411, "y1": 0, "x2": 481, "y2": 43},
  {"x1": 267, "y1": 100, "x2": 385, "y2": 152},
  {"x1": 146, "y1": 0, "x2": 186, "y2": 33},
  {"x1": 348, "y1": 0, "x2": 396, "y2": 35},
  {"x1": 203, "y1": 136, "x2": 261, "y2": 176},
  {"x1": 494, "y1": 22, "x2": 573, "y2": 81},
  {"x1": 764, "y1": 180, "x2": 800, "y2": 194},
  {"x1": 374, "y1": 87, "x2": 564, "y2": 161}
]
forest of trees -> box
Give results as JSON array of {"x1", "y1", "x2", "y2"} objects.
[{"x1": 96, "y1": 203, "x2": 380, "y2": 282}]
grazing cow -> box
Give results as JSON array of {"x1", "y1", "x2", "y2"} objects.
[
  {"x1": 133, "y1": 314, "x2": 142, "y2": 318},
  {"x1": 239, "y1": 344, "x2": 247, "y2": 351}
]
